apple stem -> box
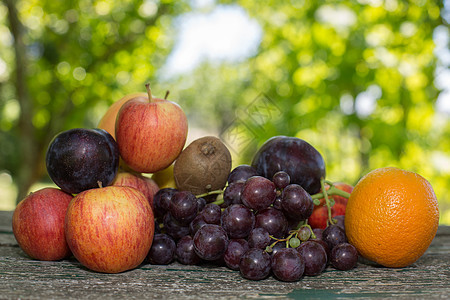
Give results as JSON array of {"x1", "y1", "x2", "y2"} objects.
[
  {"x1": 145, "y1": 83, "x2": 154, "y2": 103},
  {"x1": 164, "y1": 90, "x2": 170, "y2": 100}
]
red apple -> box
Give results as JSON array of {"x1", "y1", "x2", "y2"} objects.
[
  {"x1": 112, "y1": 171, "x2": 159, "y2": 210},
  {"x1": 12, "y1": 187, "x2": 73, "y2": 261},
  {"x1": 65, "y1": 186, "x2": 154, "y2": 273},
  {"x1": 115, "y1": 84, "x2": 188, "y2": 173},
  {"x1": 332, "y1": 202, "x2": 346, "y2": 216},
  {"x1": 308, "y1": 206, "x2": 328, "y2": 230},
  {"x1": 98, "y1": 93, "x2": 147, "y2": 172}
]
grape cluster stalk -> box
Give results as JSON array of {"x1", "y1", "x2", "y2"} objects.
[{"x1": 148, "y1": 165, "x2": 358, "y2": 282}]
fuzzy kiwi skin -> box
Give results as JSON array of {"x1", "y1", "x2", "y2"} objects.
[{"x1": 174, "y1": 136, "x2": 232, "y2": 197}]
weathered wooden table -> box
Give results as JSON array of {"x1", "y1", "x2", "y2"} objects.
[{"x1": 1, "y1": 211, "x2": 449, "y2": 299}]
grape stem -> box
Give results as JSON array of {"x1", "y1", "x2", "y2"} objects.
[
  {"x1": 196, "y1": 189, "x2": 224, "y2": 199},
  {"x1": 320, "y1": 178, "x2": 335, "y2": 225},
  {"x1": 211, "y1": 195, "x2": 224, "y2": 206},
  {"x1": 310, "y1": 179, "x2": 351, "y2": 226},
  {"x1": 268, "y1": 232, "x2": 296, "y2": 249},
  {"x1": 267, "y1": 224, "x2": 316, "y2": 252},
  {"x1": 311, "y1": 185, "x2": 351, "y2": 200},
  {"x1": 195, "y1": 189, "x2": 225, "y2": 206}
]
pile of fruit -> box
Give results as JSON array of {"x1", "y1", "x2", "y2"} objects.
[{"x1": 12, "y1": 85, "x2": 440, "y2": 281}]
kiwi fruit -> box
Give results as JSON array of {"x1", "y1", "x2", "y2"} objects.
[{"x1": 174, "y1": 136, "x2": 232, "y2": 197}]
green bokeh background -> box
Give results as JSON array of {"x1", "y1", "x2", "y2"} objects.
[{"x1": 0, "y1": 0, "x2": 449, "y2": 223}]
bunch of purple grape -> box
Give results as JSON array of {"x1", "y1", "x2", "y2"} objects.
[{"x1": 148, "y1": 165, "x2": 358, "y2": 282}]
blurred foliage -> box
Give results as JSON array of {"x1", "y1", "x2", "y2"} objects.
[{"x1": 1, "y1": 0, "x2": 449, "y2": 223}]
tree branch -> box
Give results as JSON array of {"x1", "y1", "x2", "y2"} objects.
[{"x1": 5, "y1": 0, "x2": 39, "y2": 204}]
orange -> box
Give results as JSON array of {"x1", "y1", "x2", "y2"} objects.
[{"x1": 345, "y1": 167, "x2": 439, "y2": 268}]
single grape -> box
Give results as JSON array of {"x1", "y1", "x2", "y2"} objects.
[
  {"x1": 146, "y1": 234, "x2": 176, "y2": 265},
  {"x1": 287, "y1": 217, "x2": 302, "y2": 231},
  {"x1": 223, "y1": 182, "x2": 245, "y2": 207},
  {"x1": 239, "y1": 248, "x2": 272, "y2": 280},
  {"x1": 255, "y1": 207, "x2": 288, "y2": 238},
  {"x1": 197, "y1": 197, "x2": 207, "y2": 212},
  {"x1": 272, "y1": 171, "x2": 291, "y2": 189},
  {"x1": 271, "y1": 248, "x2": 305, "y2": 282},
  {"x1": 281, "y1": 184, "x2": 314, "y2": 220},
  {"x1": 224, "y1": 239, "x2": 249, "y2": 270},
  {"x1": 241, "y1": 176, "x2": 277, "y2": 211},
  {"x1": 289, "y1": 237, "x2": 301, "y2": 248},
  {"x1": 227, "y1": 165, "x2": 258, "y2": 184},
  {"x1": 221, "y1": 204, "x2": 255, "y2": 239},
  {"x1": 189, "y1": 214, "x2": 207, "y2": 236},
  {"x1": 201, "y1": 203, "x2": 221, "y2": 224},
  {"x1": 298, "y1": 226, "x2": 311, "y2": 242},
  {"x1": 193, "y1": 224, "x2": 229, "y2": 261},
  {"x1": 323, "y1": 224, "x2": 347, "y2": 250},
  {"x1": 331, "y1": 243, "x2": 358, "y2": 271},
  {"x1": 311, "y1": 239, "x2": 330, "y2": 261},
  {"x1": 297, "y1": 241, "x2": 327, "y2": 276},
  {"x1": 169, "y1": 190, "x2": 198, "y2": 225},
  {"x1": 163, "y1": 212, "x2": 190, "y2": 240},
  {"x1": 176, "y1": 235, "x2": 201, "y2": 265},
  {"x1": 273, "y1": 195, "x2": 283, "y2": 210},
  {"x1": 311, "y1": 228, "x2": 324, "y2": 241},
  {"x1": 248, "y1": 227, "x2": 271, "y2": 249},
  {"x1": 333, "y1": 215, "x2": 345, "y2": 231},
  {"x1": 154, "y1": 188, "x2": 178, "y2": 218}
]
